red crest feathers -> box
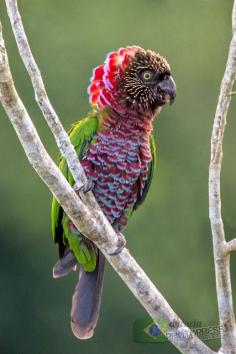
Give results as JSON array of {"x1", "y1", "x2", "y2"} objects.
[{"x1": 88, "y1": 46, "x2": 140, "y2": 109}]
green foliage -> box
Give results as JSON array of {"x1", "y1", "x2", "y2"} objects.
[{"x1": 0, "y1": 1, "x2": 235, "y2": 354}]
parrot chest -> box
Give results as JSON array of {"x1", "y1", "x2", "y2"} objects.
[{"x1": 81, "y1": 128, "x2": 151, "y2": 225}]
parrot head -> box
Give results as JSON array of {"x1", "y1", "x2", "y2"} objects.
[{"x1": 88, "y1": 46, "x2": 176, "y2": 117}]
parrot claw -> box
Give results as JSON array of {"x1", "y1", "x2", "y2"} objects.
[
  {"x1": 75, "y1": 180, "x2": 94, "y2": 194},
  {"x1": 108, "y1": 232, "x2": 126, "y2": 256}
]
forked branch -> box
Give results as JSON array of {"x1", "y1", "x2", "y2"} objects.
[{"x1": 209, "y1": 1, "x2": 236, "y2": 353}]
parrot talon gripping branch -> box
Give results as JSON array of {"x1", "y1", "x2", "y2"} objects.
[
  {"x1": 76, "y1": 179, "x2": 95, "y2": 194},
  {"x1": 107, "y1": 232, "x2": 127, "y2": 256},
  {"x1": 51, "y1": 45, "x2": 176, "y2": 339}
]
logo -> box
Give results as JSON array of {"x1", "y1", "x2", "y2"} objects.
[{"x1": 133, "y1": 318, "x2": 223, "y2": 343}]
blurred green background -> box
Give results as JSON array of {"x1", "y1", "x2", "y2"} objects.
[{"x1": 0, "y1": 0, "x2": 235, "y2": 353}]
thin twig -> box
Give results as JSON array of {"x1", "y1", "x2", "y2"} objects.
[
  {"x1": 225, "y1": 239, "x2": 236, "y2": 254},
  {"x1": 0, "y1": 15, "x2": 215, "y2": 354},
  {"x1": 209, "y1": 0, "x2": 236, "y2": 352}
]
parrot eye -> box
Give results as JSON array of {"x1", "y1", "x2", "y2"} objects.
[{"x1": 140, "y1": 69, "x2": 154, "y2": 82}]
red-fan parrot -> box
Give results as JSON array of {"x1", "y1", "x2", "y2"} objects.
[{"x1": 51, "y1": 45, "x2": 176, "y2": 340}]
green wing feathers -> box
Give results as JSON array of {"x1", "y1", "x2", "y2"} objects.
[
  {"x1": 133, "y1": 134, "x2": 157, "y2": 211},
  {"x1": 51, "y1": 113, "x2": 99, "y2": 272}
]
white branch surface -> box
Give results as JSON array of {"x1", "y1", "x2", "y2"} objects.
[
  {"x1": 0, "y1": 2, "x2": 217, "y2": 354},
  {"x1": 209, "y1": 1, "x2": 236, "y2": 353}
]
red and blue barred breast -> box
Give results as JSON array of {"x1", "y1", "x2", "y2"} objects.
[{"x1": 81, "y1": 125, "x2": 152, "y2": 228}]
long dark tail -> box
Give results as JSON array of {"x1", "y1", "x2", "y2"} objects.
[{"x1": 71, "y1": 250, "x2": 105, "y2": 339}]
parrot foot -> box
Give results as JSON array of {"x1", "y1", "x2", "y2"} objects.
[
  {"x1": 75, "y1": 180, "x2": 94, "y2": 194},
  {"x1": 108, "y1": 232, "x2": 126, "y2": 255}
]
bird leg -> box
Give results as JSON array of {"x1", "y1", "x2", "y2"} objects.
[
  {"x1": 108, "y1": 232, "x2": 126, "y2": 256},
  {"x1": 74, "y1": 180, "x2": 95, "y2": 194}
]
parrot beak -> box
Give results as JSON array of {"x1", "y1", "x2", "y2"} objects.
[{"x1": 157, "y1": 75, "x2": 176, "y2": 105}]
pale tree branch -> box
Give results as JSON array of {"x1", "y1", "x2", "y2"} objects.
[
  {"x1": 209, "y1": 0, "x2": 236, "y2": 353},
  {"x1": 0, "y1": 4, "x2": 217, "y2": 354},
  {"x1": 5, "y1": 0, "x2": 97, "y2": 211},
  {"x1": 225, "y1": 239, "x2": 236, "y2": 254},
  {"x1": 4, "y1": 0, "x2": 84, "y2": 189},
  {"x1": 5, "y1": 0, "x2": 114, "y2": 247}
]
